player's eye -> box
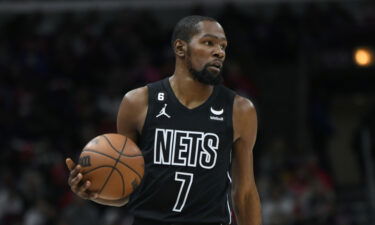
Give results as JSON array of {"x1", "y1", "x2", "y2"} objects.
[
  {"x1": 220, "y1": 44, "x2": 227, "y2": 50},
  {"x1": 204, "y1": 41, "x2": 213, "y2": 46}
]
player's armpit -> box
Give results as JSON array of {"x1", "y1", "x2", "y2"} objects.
[
  {"x1": 117, "y1": 86, "x2": 148, "y2": 144},
  {"x1": 231, "y1": 96, "x2": 261, "y2": 225}
]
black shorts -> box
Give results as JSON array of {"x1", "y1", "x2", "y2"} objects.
[{"x1": 132, "y1": 217, "x2": 226, "y2": 225}]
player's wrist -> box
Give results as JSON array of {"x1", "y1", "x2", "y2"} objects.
[{"x1": 91, "y1": 196, "x2": 129, "y2": 207}]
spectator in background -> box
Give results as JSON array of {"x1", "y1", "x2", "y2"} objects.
[
  {"x1": 58, "y1": 197, "x2": 99, "y2": 225},
  {"x1": 0, "y1": 170, "x2": 24, "y2": 225},
  {"x1": 225, "y1": 61, "x2": 259, "y2": 99}
]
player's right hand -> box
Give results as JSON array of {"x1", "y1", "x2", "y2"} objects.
[{"x1": 66, "y1": 158, "x2": 99, "y2": 200}]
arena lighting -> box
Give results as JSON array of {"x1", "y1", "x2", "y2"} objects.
[{"x1": 354, "y1": 47, "x2": 374, "y2": 67}]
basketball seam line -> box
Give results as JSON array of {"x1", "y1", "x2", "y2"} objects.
[
  {"x1": 98, "y1": 136, "x2": 128, "y2": 196},
  {"x1": 83, "y1": 165, "x2": 121, "y2": 175},
  {"x1": 82, "y1": 149, "x2": 143, "y2": 179},
  {"x1": 102, "y1": 135, "x2": 139, "y2": 157},
  {"x1": 119, "y1": 135, "x2": 127, "y2": 196},
  {"x1": 82, "y1": 166, "x2": 125, "y2": 196}
]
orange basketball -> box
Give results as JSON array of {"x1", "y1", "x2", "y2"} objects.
[{"x1": 78, "y1": 133, "x2": 144, "y2": 200}]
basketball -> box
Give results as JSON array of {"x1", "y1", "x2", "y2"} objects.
[{"x1": 78, "y1": 133, "x2": 144, "y2": 200}]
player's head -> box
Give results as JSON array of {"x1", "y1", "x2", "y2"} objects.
[{"x1": 172, "y1": 15, "x2": 227, "y2": 85}]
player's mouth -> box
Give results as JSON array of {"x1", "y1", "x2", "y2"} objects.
[{"x1": 208, "y1": 61, "x2": 223, "y2": 72}]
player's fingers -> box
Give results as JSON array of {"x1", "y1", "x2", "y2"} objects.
[
  {"x1": 76, "y1": 181, "x2": 94, "y2": 200},
  {"x1": 79, "y1": 180, "x2": 91, "y2": 193},
  {"x1": 68, "y1": 167, "x2": 81, "y2": 187},
  {"x1": 65, "y1": 158, "x2": 76, "y2": 171},
  {"x1": 76, "y1": 180, "x2": 98, "y2": 200},
  {"x1": 76, "y1": 190, "x2": 90, "y2": 199},
  {"x1": 69, "y1": 165, "x2": 81, "y2": 179},
  {"x1": 89, "y1": 192, "x2": 99, "y2": 200},
  {"x1": 70, "y1": 172, "x2": 83, "y2": 187}
]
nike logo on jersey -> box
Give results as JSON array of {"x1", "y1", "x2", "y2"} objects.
[
  {"x1": 156, "y1": 104, "x2": 171, "y2": 118},
  {"x1": 154, "y1": 129, "x2": 219, "y2": 169}
]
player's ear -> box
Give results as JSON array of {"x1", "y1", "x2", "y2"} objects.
[{"x1": 174, "y1": 39, "x2": 187, "y2": 57}]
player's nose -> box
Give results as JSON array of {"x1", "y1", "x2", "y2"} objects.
[{"x1": 213, "y1": 47, "x2": 225, "y2": 60}]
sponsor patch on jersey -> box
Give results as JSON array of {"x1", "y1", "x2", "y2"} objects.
[
  {"x1": 209, "y1": 107, "x2": 224, "y2": 121},
  {"x1": 210, "y1": 107, "x2": 224, "y2": 115},
  {"x1": 210, "y1": 116, "x2": 224, "y2": 121}
]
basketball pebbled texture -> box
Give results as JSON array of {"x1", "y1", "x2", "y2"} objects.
[{"x1": 78, "y1": 133, "x2": 144, "y2": 200}]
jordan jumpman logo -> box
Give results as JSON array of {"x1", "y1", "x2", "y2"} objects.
[{"x1": 156, "y1": 104, "x2": 171, "y2": 118}]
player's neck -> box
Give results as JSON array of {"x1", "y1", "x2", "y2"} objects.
[{"x1": 169, "y1": 72, "x2": 213, "y2": 109}]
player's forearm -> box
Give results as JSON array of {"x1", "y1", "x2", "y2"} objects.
[
  {"x1": 232, "y1": 190, "x2": 262, "y2": 225},
  {"x1": 91, "y1": 197, "x2": 129, "y2": 207}
]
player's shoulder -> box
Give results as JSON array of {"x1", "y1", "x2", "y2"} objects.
[
  {"x1": 123, "y1": 78, "x2": 167, "y2": 105},
  {"x1": 232, "y1": 95, "x2": 257, "y2": 141},
  {"x1": 121, "y1": 86, "x2": 148, "y2": 110},
  {"x1": 233, "y1": 94, "x2": 256, "y2": 118},
  {"x1": 217, "y1": 85, "x2": 256, "y2": 115},
  {"x1": 124, "y1": 86, "x2": 148, "y2": 100}
]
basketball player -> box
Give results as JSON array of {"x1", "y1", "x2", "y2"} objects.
[{"x1": 66, "y1": 15, "x2": 261, "y2": 225}]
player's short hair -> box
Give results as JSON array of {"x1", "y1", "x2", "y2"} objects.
[{"x1": 171, "y1": 15, "x2": 217, "y2": 48}]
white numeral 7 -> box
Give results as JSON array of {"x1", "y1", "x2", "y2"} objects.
[{"x1": 173, "y1": 172, "x2": 194, "y2": 212}]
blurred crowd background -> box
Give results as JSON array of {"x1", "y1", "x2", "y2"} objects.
[{"x1": 0, "y1": 0, "x2": 375, "y2": 225}]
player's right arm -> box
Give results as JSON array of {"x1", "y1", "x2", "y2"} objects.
[
  {"x1": 116, "y1": 86, "x2": 148, "y2": 143},
  {"x1": 66, "y1": 86, "x2": 148, "y2": 207}
]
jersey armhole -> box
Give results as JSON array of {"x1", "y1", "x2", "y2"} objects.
[
  {"x1": 140, "y1": 85, "x2": 152, "y2": 136},
  {"x1": 229, "y1": 92, "x2": 236, "y2": 143}
]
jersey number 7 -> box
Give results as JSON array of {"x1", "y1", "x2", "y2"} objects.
[{"x1": 173, "y1": 172, "x2": 194, "y2": 212}]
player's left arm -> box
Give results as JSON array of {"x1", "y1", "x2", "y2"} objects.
[{"x1": 231, "y1": 95, "x2": 262, "y2": 225}]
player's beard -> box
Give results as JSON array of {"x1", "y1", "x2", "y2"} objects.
[{"x1": 186, "y1": 51, "x2": 223, "y2": 85}]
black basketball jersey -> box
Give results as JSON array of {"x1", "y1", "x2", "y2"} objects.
[{"x1": 127, "y1": 77, "x2": 236, "y2": 224}]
